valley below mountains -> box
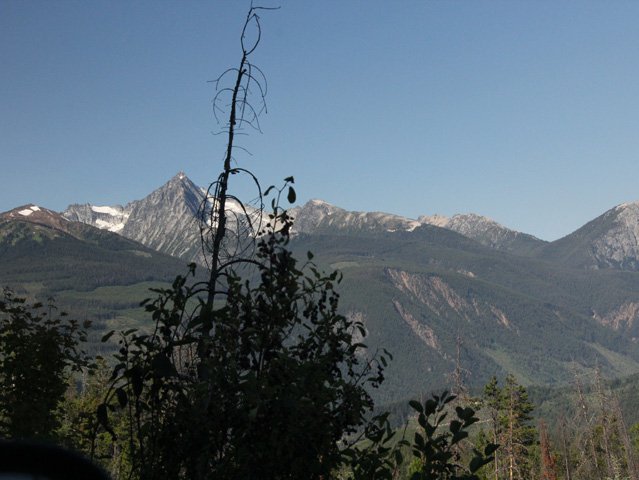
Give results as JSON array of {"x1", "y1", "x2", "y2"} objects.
[{"x1": 4, "y1": 172, "x2": 639, "y2": 403}]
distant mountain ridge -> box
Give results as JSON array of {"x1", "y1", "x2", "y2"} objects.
[
  {"x1": 288, "y1": 199, "x2": 422, "y2": 235},
  {"x1": 0, "y1": 203, "x2": 190, "y2": 293},
  {"x1": 60, "y1": 173, "x2": 639, "y2": 272}
]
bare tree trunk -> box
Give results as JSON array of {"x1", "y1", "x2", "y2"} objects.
[
  {"x1": 594, "y1": 368, "x2": 615, "y2": 478},
  {"x1": 508, "y1": 387, "x2": 514, "y2": 480},
  {"x1": 612, "y1": 395, "x2": 638, "y2": 480},
  {"x1": 494, "y1": 417, "x2": 500, "y2": 480},
  {"x1": 558, "y1": 416, "x2": 572, "y2": 480},
  {"x1": 540, "y1": 420, "x2": 558, "y2": 480},
  {"x1": 574, "y1": 372, "x2": 600, "y2": 477}
]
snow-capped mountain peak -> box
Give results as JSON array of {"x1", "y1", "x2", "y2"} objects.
[
  {"x1": 64, "y1": 203, "x2": 129, "y2": 233},
  {"x1": 2, "y1": 204, "x2": 77, "y2": 234}
]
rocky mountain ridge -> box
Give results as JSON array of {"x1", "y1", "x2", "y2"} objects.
[
  {"x1": 539, "y1": 201, "x2": 639, "y2": 270},
  {"x1": 63, "y1": 204, "x2": 130, "y2": 233},
  {"x1": 64, "y1": 173, "x2": 206, "y2": 264},
  {"x1": 2, "y1": 204, "x2": 73, "y2": 235},
  {"x1": 59, "y1": 172, "x2": 639, "y2": 272}
]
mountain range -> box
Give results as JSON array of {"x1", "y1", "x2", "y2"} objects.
[
  {"x1": 62, "y1": 172, "x2": 639, "y2": 273},
  {"x1": 5, "y1": 172, "x2": 639, "y2": 403}
]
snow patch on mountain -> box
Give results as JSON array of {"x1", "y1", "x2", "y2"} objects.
[
  {"x1": 16, "y1": 205, "x2": 42, "y2": 217},
  {"x1": 64, "y1": 203, "x2": 131, "y2": 233},
  {"x1": 92, "y1": 205, "x2": 123, "y2": 216}
]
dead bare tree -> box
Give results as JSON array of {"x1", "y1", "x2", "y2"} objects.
[
  {"x1": 594, "y1": 367, "x2": 615, "y2": 478},
  {"x1": 557, "y1": 415, "x2": 573, "y2": 480},
  {"x1": 448, "y1": 332, "x2": 471, "y2": 401},
  {"x1": 572, "y1": 370, "x2": 602, "y2": 479},
  {"x1": 611, "y1": 394, "x2": 639, "y2": 480},
  {"x1": 539, "y1": 420, "x2": 559, "y2": 480},
  {"x1": 198, "y1": 6, "x2": 279, "y2": 329}
]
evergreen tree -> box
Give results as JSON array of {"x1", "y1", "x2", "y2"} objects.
[{"x1": 482, "y1": 375, "x2": 536, "y2": 480}]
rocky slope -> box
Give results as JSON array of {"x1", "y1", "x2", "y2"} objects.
[
  {"x1": 64, "y1": 173, "x2": 205, "y2": 265},
  {"x1": 289, "y1": 199, "x2": 545, "y2": 254},
  {"x1": 120, "y1": 173, "x2": 203, "y2": 263},
  {"x1": 63, "y1": 204, "x2": 130, "y2": 233},
  {"x1": 541, "y1": 202, "x2": 639, "y2": 270},
  {"x1": 420, "y1": 213, "x2": 546, "y2": 255},
  {"x1": 289, "y1": 199, "x2": 421, "y2": 234},
  {"x1": 290, "y1": 225, "x2": 639, "y2": 402},
  {"x1": 63, "y1": 172, "x2": 261, "y2": 267}
]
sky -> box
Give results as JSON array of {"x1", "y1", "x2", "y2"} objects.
[{"x1": 2, "y1": 1, "x2": 639, "y2": 241}]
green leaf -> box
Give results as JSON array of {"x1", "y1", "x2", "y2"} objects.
[
  {"x1": 287, "y1": 186, "x2": 296, "y2": 204},
  {"x1": 393, "y1": 449, "x2": 403, "y2": 465},
  {"x1": 449, "y1": 420, "x2": 462, "y2": 433},
  {"x1": 101, "y1": 330, "x2": 115, "y2": 343},
  {"x1": 484, "y1": 443, "x2": 499, "y2": 456},
  {"x1": 152, "y1": 353, "x2": 175, "y2": 378},
  {"x1": 425, "y1": 398, "x2": 437, "y2": 416},
  {"x1": 452, "y1": 431, "x2": 469, "y2": 443},
  {"x1": 110, "y1": 363, "x2": 126, "y2": 381},
  {"x1": 115, "y1": 387, "x2": 128, "y2": 408},
  {"x1": 469, "y1": 456, "x2": 487, "y2": 473},
  {"x1": 97, "y1": 402, "x2": 116, "y2": 439},
  {"x1": 409, "y1": 400, "x2": 423, "y2": 413},
  {"x1": 284, "y1": 176, "x2": 294, "y2": 183},
  {"x1": 424, "y1": 423, "x2": 436, "y2": 437},
  {"x1": 130, "y1": 366, "x2": 144, "y2": 397}
]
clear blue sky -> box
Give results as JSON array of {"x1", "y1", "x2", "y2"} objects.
[{"x1": 2, "y1": 1, "x2": 639, "y2": 241}]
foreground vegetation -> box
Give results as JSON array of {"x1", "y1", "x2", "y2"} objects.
[{"x1": 3, "y1": 284, "x2": 639, "y2": 480}]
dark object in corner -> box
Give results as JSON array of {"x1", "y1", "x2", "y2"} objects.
[{"x1": 0, "y1": 440, "x2": 110, "y2": 480}]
